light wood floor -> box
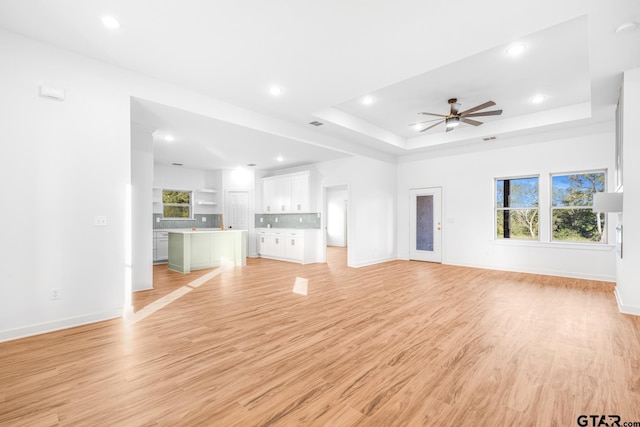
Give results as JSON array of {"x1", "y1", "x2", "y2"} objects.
[{"x1": 2, "y1": 248, "x2": 640, "y2": 426}]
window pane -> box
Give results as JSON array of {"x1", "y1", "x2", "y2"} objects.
[
  {"x1": 552, "y1": 208, "x2": 606, "y2": 242},
  {"x1": 552, "y1": 172, "x2": 605, "y2": 207},
  {"x1": 162, "y1": 189, "x2": 192, "y2": 218},
  {"x1": 496, "y1": 209, "x2": 539, "y2": 240},
  {"x1": 163, "y1": 205, "x2": 191, "y2": 218},
  {"x1": 496, "y1": 177, "x2": 538, "y2": 208},
  {"x1": 163, "y1": 190, "x2": 191, "y2": 204},
  {"x1": 416, "y1": 195, "x2": 434, "y2": 251}
]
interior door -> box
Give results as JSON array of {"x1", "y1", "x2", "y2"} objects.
[
  {"x1": 409, "y1": 187, "x2": 442, "y2": 262},
  {"x1": 225, "y1": 190, "x2": 249, "y2": 230}
]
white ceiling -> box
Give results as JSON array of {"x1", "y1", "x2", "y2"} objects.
[{"x1": 1, "y1": 0, "x2": 639, "y2": 170}]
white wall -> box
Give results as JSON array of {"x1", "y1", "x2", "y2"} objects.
[
  {"x1": 0, "y1": 30, "x2": 131, "y2": 340},
  {"x1": 316, "y1": 157, "x2": 397, "y2": 267},
  {"x1": 397, "y1": 126, "x2": 617, "y2": 281},
  {"x1": 0, "y1": 29, "x2": 284, "y2": 341},
  {"x1": 616, "y1": 67, "x2": 640, "y2": 314},
  {"x1": 326, "y1": 187, "x2": 348, "y2": 246},
  {"x1": 131, "y1": 123, "x2": 154, "y2": 291}
]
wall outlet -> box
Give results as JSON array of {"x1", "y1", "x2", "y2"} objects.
[
  {"x1": 202, "y1": 217, "x2": 207, "y2": 222},
  {"x1": 94, "y1": 216, "x2": 107, "y2": 226},
  {"x1": 275, "y1": 217, "x2": 278, "y2": 223},
  {"x1": 156, "y1": 217, "x2": 160, "y2": 223},
  {"x1": 50, "y1": 288, "x2": 61, "y2": 300}
]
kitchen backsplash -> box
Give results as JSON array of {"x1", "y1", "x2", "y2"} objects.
[
  {"x1": 153, "y1": 213, "x2": 222, "y2": 229},
  {"x1": 254, "y1": 213, "x2": 321, "y2": 229}
]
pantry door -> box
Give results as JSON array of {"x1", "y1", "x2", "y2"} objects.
[
  {"x1": 225, "y1": 190, "x2": 249, "y2": 230},
  {"x1": 409, "y1": 187, "x2": 442, "y2": 263}
]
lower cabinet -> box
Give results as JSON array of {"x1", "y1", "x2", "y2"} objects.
[
  {"x1": 153, "y1": 231, "x2": 169, "y2": 262},
  {"x1": 257, "y1": 229, "x2": 319, "y2": 264}
]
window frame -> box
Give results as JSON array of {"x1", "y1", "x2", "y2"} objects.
[
  {"x1": 162, "y1": 188, "x2": 193, "y2": 220},
  {"x1": 549, "y1": 169, "x2": 607, "y2": 244},
  {"x1": 494, "y1": 174, "x2": 540, "y2": 241}
]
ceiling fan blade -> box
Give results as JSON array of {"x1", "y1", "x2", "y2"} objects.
[
  {"x1": 459, "y1": 101, "x2": 496, "y2": 115},
  {"x1": 450, "y1": 102, "x2": 461, "y2": 115},
  {"x1": 445, "y1": 126, "x2": 455, "y2": 132},
  {"x1": 408, "y1": 118, "x2": 445, "y2": 126},
  {"x1": 461, "y1": 118, "x2": 483, "y2": 126},
  {"x1": 419, "y1": 112, "x2": 447, "y2": 117},
  {"x1": 462, "y1": 109, "x2": 503, "y2": 118},
  {"x1": 419, "y1": 120, "x2": 445, "y2": 132}
]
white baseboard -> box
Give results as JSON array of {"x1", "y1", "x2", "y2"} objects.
[
  {"x1": 0, "y1": 309, "x2": 122, "y2": 343},
  {"x1": 615, "y1": 287, "x2": 640, "y2": 316},
  {"x1": 349, "y1": 256, "x2": 397, "y2": 268},
  {"x1": 444, "y1": 258, "x2": 616, "y2": 282}
]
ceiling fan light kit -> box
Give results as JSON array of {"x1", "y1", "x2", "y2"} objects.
[
  {"x1": 412, "y1": 97, "x2": 503, "y2": 133},
  {"x1": 445, "y1": 116, "x2": 460, "y2": 128}
]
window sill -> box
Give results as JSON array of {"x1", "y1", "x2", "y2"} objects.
[{"x1": 490, "y1": 239, "x2": 614, "y2": 251}]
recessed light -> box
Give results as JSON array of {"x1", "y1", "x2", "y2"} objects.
[
  {"x1": 506, "y1": 44, "x2": 525, "y2": 56},
  {"x1": 616, "y1": 21, "x2": 639, "y2": 34},
  {"x1": 269, "y1": 86, "x2": 282, "y2": 96},
  {"x1": 101, "y1": 16, "x2": 120, "y2": 29},
  {"x1": 164, "y1": 135, "x2": 175, "y2": 142},
  {"x1": 362, "y1": 96, "x2": 374, "y2": 105},
  {"x1": 531, "y1": 94, "x2": 545, "y2": 104},
  {"x1": 276, "y1": 155, "x2": 284, "y2": 162}
]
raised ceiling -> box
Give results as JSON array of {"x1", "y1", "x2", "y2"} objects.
[{"x1": 0, "y1": 0, "x2": 638, "y2": 169}]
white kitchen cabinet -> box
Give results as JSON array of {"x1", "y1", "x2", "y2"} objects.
[
  {"x1": 263, "y1": 178, "x2": 291, "y2": 213},
  {"x1": 285, "y1": 231, "x2": 304, "y2": 261},
  {"x1": 290, "y1": 174, "x2": 309, "y2": 212},
  {"x1": 262, "y1": 171, "x2": 315, "y2": 213},
  {"x1": 270, "y1": 231, "x2": 287, "y2": 258},
  {"x1": 256, "y1": 228, "x2": 319, "y2": 264},
  {"x1": 153, "y1": 231, "x2": 169, "y2": 262},
  {"x1": 274, "y1": 178, "x2": 292, "y2": 212},
  {"x1": 263, "y1": 179, "x2": 277, "y2": 212}
]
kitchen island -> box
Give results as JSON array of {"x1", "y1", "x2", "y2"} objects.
[{"x1": 168, "y1": 229, "x2": 247, "y2": 274}]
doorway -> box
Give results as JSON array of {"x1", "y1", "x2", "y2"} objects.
[
  {"x1": 409, "y1": 187, "x2": 442, "y2": 262},
  {"x1": 324, "y1": 185, "x2": 349, "y2": 265}
]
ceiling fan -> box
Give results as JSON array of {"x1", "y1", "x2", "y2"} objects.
[{"x1": 410, "y1": 98, "x2": 502, "y2": 132}]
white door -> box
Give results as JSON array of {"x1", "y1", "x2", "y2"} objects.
[
  {"x1": 409, "y1": 187, "x2": 442, "y2": 262},
  {"x1": 225, "y1": 190, "x2": 249, "y2": 230}
]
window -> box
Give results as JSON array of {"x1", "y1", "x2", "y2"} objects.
[
  {"x1": 495, "y1": 176, "x2": 539, "y2": 240},
  {"x1": 551, "y1": 171, "x2": 606, "y2": 243},
  {"x1": 162, "y1": 189, "x2": 192, "y2": 219}
]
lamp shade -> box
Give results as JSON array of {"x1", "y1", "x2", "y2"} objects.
[{"x1": 592, "y1": 192, "x2": 623, "y2": 212}]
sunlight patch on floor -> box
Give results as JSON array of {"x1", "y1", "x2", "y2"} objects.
[
  {"x1": 293, "y1": 277, "x2": 309, "y2": 296},
  {"x1": 126, "y1": 258, "x2": 235, "y2": 325}
]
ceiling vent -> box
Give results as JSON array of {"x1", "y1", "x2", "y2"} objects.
[
  {"x1": 171, "y1": 162, "x2": 183, "y2": 166},
  {"x1": 309, "y1": 121, "x2": 324, "y2": 126},
  {"x1": 483, "y1": 136, "x2": 497, "y2": 141}
]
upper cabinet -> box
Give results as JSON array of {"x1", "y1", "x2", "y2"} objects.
[
  {"x1": 290, "y1": 173, "x2": 310, "y2": 212},
  {"x1": 262, "y1": 171, "x2": 316, "y2": 213}
]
